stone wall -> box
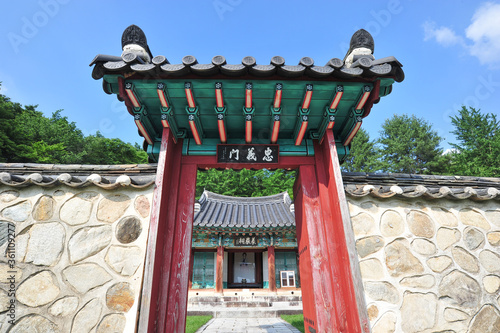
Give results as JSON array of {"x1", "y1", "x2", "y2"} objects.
[
  {"x1": 348, "y1": 196, "x2": 500, "y2": 333},
  {"x1": 0, "y1": 185, "x2": 153, "y2": 332}
]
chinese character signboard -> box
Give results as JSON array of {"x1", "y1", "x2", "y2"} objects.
[
  {"x1": 217, "y1": 145, "x2": 279, "y2": 164},
  {"x1": 235, "y1": 236, "x2": 258, "y2": 246}
]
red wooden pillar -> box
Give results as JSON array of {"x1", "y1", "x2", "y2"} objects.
[
  {"x1": 165, "y1": 162, "x2": 198, "y2": 333},
  {"x1": 294, "y1": 165, "x2": 338, "y2": 333},
  {"x1": 316, "y1": 131, "x2": 370, "y2": 332},
  {"x1": 188, "y1": 249, "x2": 194, "y2": 289},
  {"x1": 216, "y1": 246, "x2": 224, "y2": 294},
  {"x1": 138, "y1": 128, "x2": 183, "y2": 333},
  {"x1": 267, "y1": 245, "x2": 277, "y2": 293}
]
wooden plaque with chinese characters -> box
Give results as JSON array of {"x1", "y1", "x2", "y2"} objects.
[
  {"x1": 234, "y1": 236, "x2": 258, "y2": 246},
  {"x1": 217, "y1": 145, "x2": 279, "y2": 164}
]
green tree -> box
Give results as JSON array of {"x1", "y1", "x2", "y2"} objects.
[
  {"x1": 196, "y1": 168, "x2": 296, "y2": 199},
  {"x1": 0, "y1": 87, "x2": 147, "y2": 164},
  {"x1": 81, "y1": 133, "x2": 148, "y2": 164},
  {"x1": 342, "y1": 128, "x2": 380, "y2": 172},
  {"x1": 0, "y1": 91, "x2": 22, "y2": 161},
  {"x1": 10, "y1": 108, "x2": 86, "y2": 163},
  {"x1": 449, "y1": 106, "x2": 500, "y2": 177},
  {"x1": 378, "y1": 114, "x2": 447, "y2": 174}
]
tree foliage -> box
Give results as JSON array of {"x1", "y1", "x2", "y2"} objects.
[
  {"x1": 196, "y1": 168, "x2": 296, "y2": 199},
  {"x1": 342, "y1": 128, "x2": 380, "y2": 172},
  {"x1": 0, "y1": 88, "x2": 147, "y2": 164},
  {"x1": 378, "y1": 114, "x2": 448, "y2": 174},
  {"x1": 449, "y1": 106, "x2": 500, "y2": 177}
]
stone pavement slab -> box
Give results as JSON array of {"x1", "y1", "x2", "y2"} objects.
[{"x1": 196, "y1": 317, "x2": 302, "y2": 333}]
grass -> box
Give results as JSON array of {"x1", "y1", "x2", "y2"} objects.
[
  {"x1": 186, "y1": 315, "x2": 212, "y2": 333},
  {"x1": 281, "y1": 314, "x2": 305, "y2": 333}
]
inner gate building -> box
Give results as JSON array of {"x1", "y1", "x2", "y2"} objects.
[{"x1": 190, "y1": 191, "x2": 299, "y2": 293}]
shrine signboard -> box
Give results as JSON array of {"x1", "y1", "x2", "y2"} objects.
[
  {"x1": 217, "y1": 144, "x2": 279, "y2": 164},
  {"x1": 234, "y1": 235, "x2": 258, "y2": 246}
]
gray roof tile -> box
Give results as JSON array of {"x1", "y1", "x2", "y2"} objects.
[{"x1": 194, "y1": 191, "x2": 295, "y2": 230}]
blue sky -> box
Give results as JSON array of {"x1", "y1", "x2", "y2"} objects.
[{"x1": 1, "y1": 0, "x2": 499, "y2": 151}]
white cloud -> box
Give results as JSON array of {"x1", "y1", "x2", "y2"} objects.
[
  {"x1": 443, "y1": 148, "x2": 458, "y2": 155},
  {"x1": 423, "y1": 2, "x2": 500, "y2": 67},
  {"x1": 423, "y1": 21, "x2": 464, "y2": 47},
  {"x1": 465, "y1": 2, "x2": 500, "y2": 65}
]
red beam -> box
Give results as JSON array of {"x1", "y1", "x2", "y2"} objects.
[
  {"x1": 134, "y1": 117, "x2": 153, "y2": 145},
  {"x1": 273, "y1": 87, "x2": 282, "y2": 108},
  {"x1": 294, "y1": 121, "x2": 308, "y2": 146},
  {"x1": 294, "y1": 165, "x2": 338, "y2": 332},
  {"x1": 319, "y1": 131, "x2": 370, "y2": 332},
  {"x1": 156, "y1": 138, "x2": 184, "y2": 333},
  {"x1": 138, "y1": 129, "x2": 182, "y2": 333},
  {"x1": 314, "y1": 140, "x2": 350, "y2": 332},
  {"x1": 329, "y1": 90, "x2": 343, "y2": 110},
  {"x1": 117, "y1": 76, "x2": 136, "y2": 116},
  {"x1": 185, "y1": 83, "x2": 196, "y2": 108},
  {"x1": 271, "y1": 120, "x2": 280, "y2": 143},
  {"x1": 245, "y1": 83, "x2": 252, "y2": 108},
  {"x1": 189, "y1": 120, "x2": 202, "y2": 145},
  {"x1": 218, "y1": 119, "x2": 227, "y2": 143},
  {"x1": 302, "y1": 84, "x2": 313, "y2": 109},
  {"x1": 344, "y1": 119, "x2": 362, "y2": 146},
  {"x1": 245, "y1": 119, "x2": 252, "y2": 143},
  {"x1": 165, "y1": 163, "x2": 198, "y2": 332},
  {"x1": 215, "y1": 82, "x2": 224, "y2": 108},
  {"x1": 157, "y1": 88, "x2": 169, "y2": 108},
  {"x1": 355, "y1": 91, "x2": 370, "y2": 110},
  {"x1": 361, "y1": 80, "x2": 380, "y2": 118}
]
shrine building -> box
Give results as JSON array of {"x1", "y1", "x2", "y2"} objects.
[{"x1": 191, "y1": 191, "x2": 299, "y2": 292}]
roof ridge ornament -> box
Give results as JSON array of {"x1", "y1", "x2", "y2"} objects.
[
  {"x1": 349, "y1": 29, "x2": 375, "y2": 54},
  {"x1": 121, "y1": 24, "x2": 153, "y2": 63},
  {"x1": 344, "y1": 29, "x2": 375, "y2": 68}
]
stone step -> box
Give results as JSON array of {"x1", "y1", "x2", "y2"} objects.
[
  {"x1": 188, "y1": 295, "x2": 302, "y2": 304},
  {"x1": 188, "y1": 306, "x2": 303, "y2": 318},
  {"x1": 189, "y1": 301, "x2": 272, "y2": 308},
  {"x1": 271, "y1": 301, "x2": 301, "y2": 307},
  {"x1": 187, "y1": 294, "x2": 303, "y2": 317}
]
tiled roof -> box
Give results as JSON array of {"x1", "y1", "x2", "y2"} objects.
[
  {"x1": 0, "y1": 163, "x2": 156, "y2": 190},
  {"x1": 193, "y1": 191, "x2": 295, "y2": 230},
  {"x1": 343, "y1": 172, "x2": 500, "y2": 201},
  {"x1": 91, "y1": 54, "x2": 404, "y2": 83},
  {"x1": 90, "y1": 27, "x2": 404, "y2": 83}
]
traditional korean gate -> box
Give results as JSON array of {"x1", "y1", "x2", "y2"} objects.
[
  {"x1": 137, "y1": 128, "x2": 371, "y2": 333},
  {"x1": 90, "y1": 25, "x2": 404, "y2": 333}
]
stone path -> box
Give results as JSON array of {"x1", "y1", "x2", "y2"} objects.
[{"x1": 196, "y1": 317, "x2": 302, "y2": 333}]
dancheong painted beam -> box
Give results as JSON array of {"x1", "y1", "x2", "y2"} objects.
[
  {"x1": 90, "y1": 25, "x2": 403, "y2": 163},
  {"x1": 91, "y1": 25, "x2": 404, "y2": 333}
]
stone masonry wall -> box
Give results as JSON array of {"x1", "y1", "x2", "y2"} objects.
[
  {"x1": 348, "y1": 196, "x2": 500, "y2": 333},
  {"x1": 0, "y1": 185, "x2": 153, "y2": 332}
]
